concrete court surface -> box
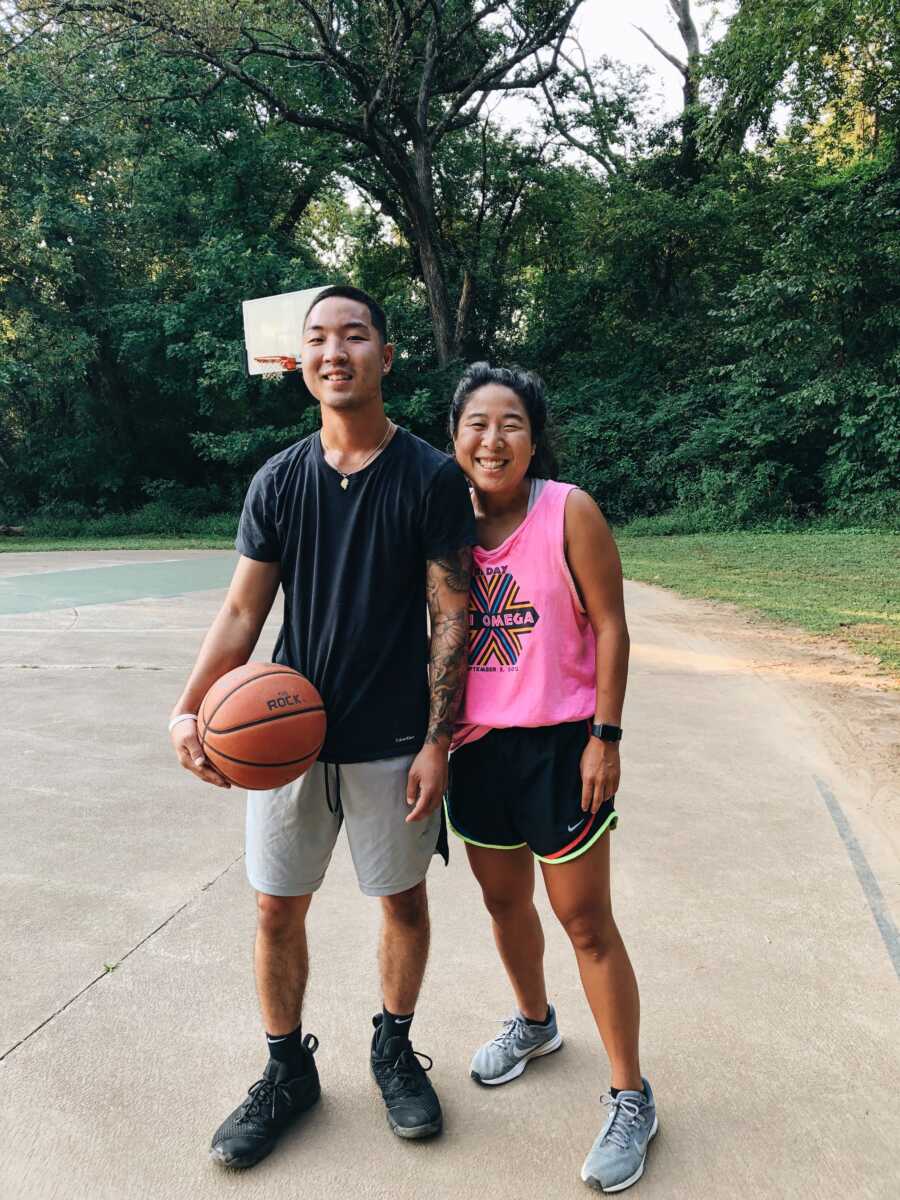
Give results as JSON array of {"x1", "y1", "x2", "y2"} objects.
[{"x1": 1, "y1": 549, "x2": 898, "y2": 1200}]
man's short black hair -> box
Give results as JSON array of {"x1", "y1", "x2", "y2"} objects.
[{"x1": 304, "y1": 285, "x2": 388, "y2": 344}]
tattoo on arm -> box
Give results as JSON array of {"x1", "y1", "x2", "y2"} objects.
[{"x1": 425, "y1": 548, "x2": 472, "y2": 744}]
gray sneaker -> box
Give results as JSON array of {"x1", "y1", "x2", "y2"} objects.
[
  {"x1": 580, "y1": 1079, "x2": 658, "y2": 1193},
  {"x1": 470, "y1": 1007, "x2": 562, "y2": 1085}
]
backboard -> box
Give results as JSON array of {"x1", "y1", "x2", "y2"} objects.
[{"x1": 241, "y1": 286, "x2": 328, "y2": 376}]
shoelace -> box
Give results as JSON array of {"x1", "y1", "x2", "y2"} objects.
[
  {"x1": 238, "y1": 1033, "x2": 319, "y2": 1123},
  {"x1": 382, "y1": 1046, "x2": 434, "y2": 1097},
  {"x1": 598, "y1": 1093, "x2": 644, "y2": 1151},
  {"x1": 238, "y1": 1075, "x2": 294, "y2": 1123},
  {"x1": 491, "y1": 1015, "x2": 529, "y2": 1048}
]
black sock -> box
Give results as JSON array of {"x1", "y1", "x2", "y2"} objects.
[
  {"x1": 379, "y1": 1006, "x2": 414, "y2": 1046},
  {"x1": 524, "y1": 1005, "x2": 553, "y2": 1027},
  {"x1": 610, "y1": 1082, "x2": 648, "y2": 1100},
  {"x1": 266, "y1": 1024, "x2": 305, "y2": 1069}
]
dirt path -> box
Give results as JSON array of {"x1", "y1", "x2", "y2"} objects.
[{"x1": 627, "y1": 582, "x2": 900, "y2": 894}]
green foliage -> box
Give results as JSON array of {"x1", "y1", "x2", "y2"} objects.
[
  {"x1": 2, "y1": 4, "x2": 898, "y2": 533},
  {"x1": 517, "y1": 142, "x2": 899, "y2": 530},
  {"x1": 702, "y1": 0, "x2": 900, "y2": 155},
  {"x1": 18, "y1": 503, "x2": 237, "y2": 539},
  {"x1": 0, "y1": 25, "x2": 330, "y2": 515}
]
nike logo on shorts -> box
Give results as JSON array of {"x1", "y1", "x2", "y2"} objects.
[{"x1": 567, "y1": 817, "x2": 586, "y2": 833}]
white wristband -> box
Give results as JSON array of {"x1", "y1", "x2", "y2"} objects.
[{"x1": 168, "y1": 713, "x2": 198, "y2": 733}]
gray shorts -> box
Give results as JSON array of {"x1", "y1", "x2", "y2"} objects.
[{"x1": 245, "y1": 755, "x2": 442, "y2": 898}]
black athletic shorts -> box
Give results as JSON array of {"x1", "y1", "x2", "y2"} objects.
[{"x1": 446, "y1": 720, "x2": 617, "y2": 864}]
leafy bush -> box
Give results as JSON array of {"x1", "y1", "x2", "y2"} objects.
[{"x1": 21, "y1": 503, "x2": 238, "y2": 539}]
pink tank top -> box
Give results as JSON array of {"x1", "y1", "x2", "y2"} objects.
[{"x1": 454, "y1": 480, "x2": 596, "y2": 745}]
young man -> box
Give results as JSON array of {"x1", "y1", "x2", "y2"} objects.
[{"x1": 168, "y1": 286, "x2": 474, "y2": 1166}]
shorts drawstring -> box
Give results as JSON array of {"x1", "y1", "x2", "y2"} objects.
[{"x1": 324, "y1": 762, "x2": 343, "y2": 822}]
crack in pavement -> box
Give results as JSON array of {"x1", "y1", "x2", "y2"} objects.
[
  {"x1": 0, "y1": 851, "x2": 246, "y2": 1064},
  {"x1": 815, "y1": 776, "x2": 900, "y2": 982}
]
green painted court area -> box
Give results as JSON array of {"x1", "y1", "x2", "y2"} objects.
[{"x1": 0, "y1": 555, "x2": 237, "y2": 615}]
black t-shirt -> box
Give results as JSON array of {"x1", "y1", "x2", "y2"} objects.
[{"x1": 235, "y1": 427, "x2": 476, "y2": 763}]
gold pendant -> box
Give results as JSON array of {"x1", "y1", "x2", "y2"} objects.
[{"x1": 340, "y1": 476, "x2": 349, "y2": 490}]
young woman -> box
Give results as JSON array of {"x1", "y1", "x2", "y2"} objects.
[{"x1": 447, "y1": 363, "x2": 658, "y2": 1194}]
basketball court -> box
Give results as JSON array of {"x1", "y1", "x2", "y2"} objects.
[{"x1": 1, "y1": 549, "x2": 898, "y2": 1199}]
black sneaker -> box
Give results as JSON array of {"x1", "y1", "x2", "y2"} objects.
[
  {"x1": 370, "y1": 1015, "x2": 443, "y2": 1139},
  {"x1": 209, "y1": 1034, "x2": 320, "y2": 1168}
]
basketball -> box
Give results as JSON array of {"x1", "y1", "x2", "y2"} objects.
[{"x1": 198, "y1": 663, "x2": 326, "y2": 789}]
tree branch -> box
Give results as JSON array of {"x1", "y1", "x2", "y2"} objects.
[
  {"x1": 537, "y1": 53, "x2": 622, "y2": 173},
  {"x1": 441, "y1": 88, "x2": 492, "y2": 133},
  {"x1": 559, "y1": 41, "x2": 601, "y2": 112},
  {"x1": 416, "y1": 4, "x2": 440, "y2": 132},
  {"x1": 443, "y1": 0, "x2": 507, "y2": 57},
  {"x1": 0, "y1": 13, "x2": 58, "y2": 59},
  {"x1": 670, "y1": 0, "x2": 700, "y2": 63},
  {"x1": 295, "y1": 0, "x2": 373, "y2": 98},
  {"x1": 432, "y1": 2, "x2": 581, "y2": 143},
  {"x1": 633, "y1": 24, "x2": 686, "y2": 76},
  {"x1": 276, "y1": 167, "x2": 331, "y2": 235},
  {"x1": 54, "y1": 1, "x2": 375, "y2": 141},
  {"x1": 365, "y1": 2, "x2": 432, "y2": 129},
  {"x1": 343, "y1": 170, "x2": 416, "y2": 245}
]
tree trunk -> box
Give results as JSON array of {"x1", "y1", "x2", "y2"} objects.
[
  {"x1": 680, "y1": 70, "x2": 700, "y2": 178},
  {"x1": 455, "y1": 269, "x2": 475, "y2": 355},
  {"x1": 406, "y1": 137, "x2": 457, "y2": 364},
  {"x1": 277, "y1": 168, "x2": 329, "y2": 236},
  {"x1": 673, "y1": 0, "x2": 701, "y2": 177},
  {"x1": 415, "y1": 219, "x2": 457, "y2": 365},
  {"x1": 352, "y1": 164, "x2": 458, "y2": 363}
]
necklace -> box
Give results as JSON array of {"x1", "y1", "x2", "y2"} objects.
[{"x1": 320, "y1": 420, "x2": 394, "y2": 490}]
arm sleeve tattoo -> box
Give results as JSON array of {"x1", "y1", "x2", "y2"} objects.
[{"x1": 424, "y1": 547, "x2": 472, "y2": 745}]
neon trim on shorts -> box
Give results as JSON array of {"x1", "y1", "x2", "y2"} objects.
[
  {"x1": 535, "y1": 811, "x2": 618, "y2": 865},
  {"x1": 541, "y1": 803, "x2": 598, "y2": 859},
  {"x1": 443, "y1": 801, "x2": 527, "y2": 852}
]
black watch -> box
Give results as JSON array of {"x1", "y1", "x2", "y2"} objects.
[{"x1": 591, "y1": 723, "x2": 623, "y2": 743}]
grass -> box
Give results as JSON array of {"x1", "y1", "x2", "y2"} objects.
[
  {"x1": 4, "y1": 522, "x2": 898, "y2": 678},
  {"x1": 615, "y1": 530, "x2": 900, "y2": 678},
  {"x1": 0, "y1": 534, "x2": 234, "y2": 552},
  {"x1": 0, "y1": 504, "x2": 237, "y2": 548}
]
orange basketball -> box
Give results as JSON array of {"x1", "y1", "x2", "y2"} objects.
[{"x1": 198, "y1": 663, "x2": 326, "y2": 789}]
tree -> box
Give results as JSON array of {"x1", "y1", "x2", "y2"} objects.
[
  {"x1": 536, "y1": 37, "x2": 650, "y2": 174},
  {"x1": 13, "y1": 0, "x2": 586, "y2": 363},
  {"x1": 4, "y1": 0, "x2": 898, "y2": 528},
  {"x1": 0, "y1": 25, "x2": 328, "y2": 513},
  {"x1": 702, "y1": 0, "x2": 900, "y2": 158},
  {"x1": 634, "y1": 0, "x2": 702, "y2": 174}
]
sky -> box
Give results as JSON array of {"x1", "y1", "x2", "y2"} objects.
[{"x1": 495, "y1": 0, "x2": 736, "y2": 129}]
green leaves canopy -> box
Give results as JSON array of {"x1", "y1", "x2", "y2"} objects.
[{"x1": 1, "y1": 1, "x2": 898, "y2": 529}]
